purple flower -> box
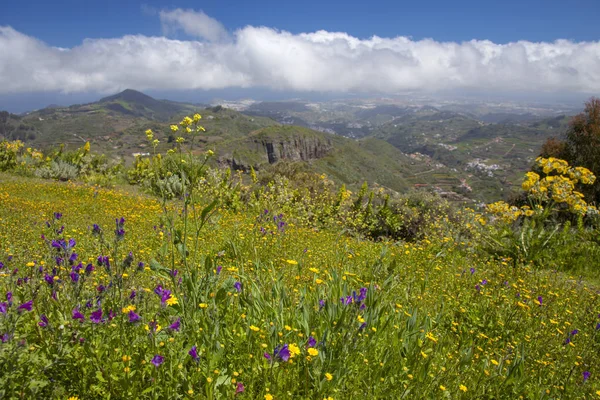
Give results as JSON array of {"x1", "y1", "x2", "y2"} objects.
[
  {"x1": 97, "y1": 256, "x2": 109, "y2": 267},
  {"x1": 264, "y1": 352, "x2": 271, "y2": 361},
  {"x1": 97, "y1": 284, "x2": 106, "y2": 293},
  {"x1": 356, "y1": 287, "x2": 367, "y2": 303},
  {"x1": 584, "y1": 371, "x2": 591, "y2": 382},
  {"x1": 481, "y1": 279, "x2": 488, "y2": 285},
  {"x1": 0, "y1": 303, "x2": 7, "y2": 314},
  {"x1": 469, "y1": 267, "x2": 475, "y2": 274},
  {"x1": 596, "y1": 323, "x2": 600, "y2": 330},
  {"x1": 154, "y1": 285, "x2": 172, "y2": 304},
  {"x1": 38, "y1": 314, "x2": 49, "y2": 328},
  {"x1": 319, "y1": 299, "x2": 326, "y2": 310},
  {"x1": 189, "y1": 345, "x2": 199, "y2": 361},
  {"x1": 115, "y1": 218, "x2": 126, "y2": 238},
  {"x1": 1, "y1": 333, "x2": 11, "y2": 343},
  {"x1": 537, "y1": 296, "x2": 543, "y2": 306},
  {"x1": 90, "y1": 308, "x2": 103, "y2": 324},
  {"x1": 307, "y1": 336, "x2": 316, "y2": 347},
  {"x1": 234, "y1": 281, "x2": 242, "y2": 292},
  {"x1": 129, "y1": 290, "x2": 136, "y2": 300},
  {"x1": 571, "y1": 329, "x2": 579, "y2": 336},
  {"x1": 274, "y1": 344, "x2": 290, "y2": 362},
  {"x1": 108, "y1": 309, "x2": 115, "y2": 321},
  {"x1": 148, "y1": 320, "x2": 160, "y2": 333},
  {"x1": 170, "y1": 269, "x2": 178, "y2": 278},
  {"x1": 216, "y1": 266, "x2": 222, "y2": 275},
  {"x1": 169, "y1": 318, "x2": 181, "y2": 331},
  {"x1": 85, "y1": 263, "x2": 94, "y2": 274},
  {"x1": 475, "y1": 284, "x2": 481, "y2": 292},
  {"x1": 151, "y1": 354, "x2": 164, "y2": 367},
  {"x1": 51, "y1": 291, "x2": 57, "y2": 301},
  {"x1": 44, "y1": 274, "x2": 54, "y2": 286},
  {"x1": 235, "y1": 382, "x2": 245, "y2": 394},
  {"x1": 18, "y1": 300, "x2": 32, "y2": 312},
  {"x1": 54, "y1": 212, "x2": 62, "y2": 220},
  {"x1": 70, "y1": 272, "x2": 79, "y2": 283},
  {"x1": 128, "y1": 311, "x2": 141, "y2": 323},
  {"x1": 72, "y1": 307, "x2": 85, "y2": 321},
  {"x1": 92, "y1": 224, "x2": 102, "y2": 234}
]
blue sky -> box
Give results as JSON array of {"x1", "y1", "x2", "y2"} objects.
[
  {"x1": 0, "y1": 0, "x2": 599, "y2": 112},
  {"x1": 3, "y1": 0, "x2": 598, "y2": 46}
]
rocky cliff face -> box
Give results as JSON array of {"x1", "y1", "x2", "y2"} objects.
[
  {"x1": 216, "y1": 127, "x2": 335, "y2": 171},
  {"x1": 256, "y1": 136, "x2": 332, "y2": 164}
]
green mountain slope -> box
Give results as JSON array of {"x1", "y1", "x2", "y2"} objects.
[
  {"x1": 211, "y1": 125, "x2": 464, "y2": 195},
  {"x1": 2, "y1": 91, "x2": 278, "y2": 159}
]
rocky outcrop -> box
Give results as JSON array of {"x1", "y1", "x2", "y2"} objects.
[{"x1": 255, "y1": 136, "x2": 332, "y2": 164}]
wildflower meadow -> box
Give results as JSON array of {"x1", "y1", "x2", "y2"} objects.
[{"x1": 1, "y1": 114, "x2": 600, "y2": 399}]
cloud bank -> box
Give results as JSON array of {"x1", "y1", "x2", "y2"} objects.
[{"x1": 0, "y1": 9, "x2": 599, "y2": 95}]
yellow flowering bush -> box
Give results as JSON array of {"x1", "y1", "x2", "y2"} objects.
[{"x1": 484, "y1": 158, "x2": 599, "y2": 267}]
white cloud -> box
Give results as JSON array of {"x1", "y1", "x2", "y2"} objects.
[
  {"x1": 159, "y1": 8, "x2": 229, "y2": 42},
  {"x1": 0, "y1": 14, "x2": 599, "y2": 96}
]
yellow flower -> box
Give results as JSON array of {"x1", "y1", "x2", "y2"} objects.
[
  {"x1": 207, "y1": 377, "x2": 213, "y2": 383},
  {"x1": 491, "y1": 359, "x2": 499, "y2": 366},
  {"x1": 288, "y1": 343, "x2": 301, "y2": 357},
  {"x1": 198, "y1": 303, "x2": 208, "y2": 308},
  {"x1": 26, "y1": 262, "x2": 35, "y2": 267},
  {"x1": 193, "y1": 113, "x2": 202, "y2": 122},
  {"x1": 286, "y1": 260, "x2": 298, "y2": 265},
  {"x1": 122, "y1": 305, "x2": 136, "y2": 314},
  {"x1": 459, "y1": 384, "x2": 467, "y2": 392},
  {"x1": 325, "y1": 372, "x2": 333, "y2": 381},
  {"x1": 180, "y1": 116, "x2": 193, "y2": 126},
  {"x1": 166, "y1": 295, "x2": 178, "y2": 306},
  {"x1": 68, "y1": 397, "x2": 79, "y2": 400},
  {"x1": 309, "y1": 267, "x2": 319, "y2": 273},
  {"x1": 250, "y1": 325, "x2": 260, "y2": 332},
  {"x1": 265, "y1": 395, "x2": 273, "y2": 400},
  {"x1": 439, "y1": 385, "x2": 446, "y2": 391},
  {"x1": 170, "y1": 125, "x2": 179, "y2": 132},
  {"x1": 308, "y1": 348, "x2": 319, "y2": 356}
]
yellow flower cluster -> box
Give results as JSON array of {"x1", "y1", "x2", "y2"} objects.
[
  {"x1": 486, "y1": 201, "x2": 528, "y2": 223},
  {"x1": 522, "y1": 158, "x2": 597, "y2": 215},
  {"x1": 1, "y1": 140, "x2": 24, "y2": 152}
]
